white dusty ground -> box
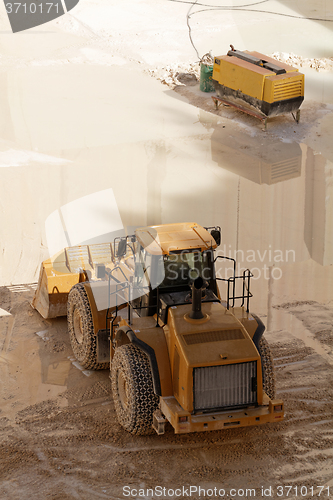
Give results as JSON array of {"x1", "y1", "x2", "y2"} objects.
[
  {"x1": 0, "y1": 286, "x2": 332, "y2": 500},
  {"x1": 0, "y1": 1, "x2": 333, "y2": 499}
]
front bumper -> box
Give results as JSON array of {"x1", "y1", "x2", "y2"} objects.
[{"x1": 159, "y1": 395, "x2": 284, "y2": 434}]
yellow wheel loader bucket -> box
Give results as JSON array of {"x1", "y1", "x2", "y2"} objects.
[
  {"x1": 32, "y1": 256, "x2": 81, "y2": 319},
  {"x1": 32, "y1": 243, "x2": 115, "y2": 319}
]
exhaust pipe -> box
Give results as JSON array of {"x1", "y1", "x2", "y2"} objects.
[{"x1": 189, "y1": 277, "x2": 204, "y2": 320}]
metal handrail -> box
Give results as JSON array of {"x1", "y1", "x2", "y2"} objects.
[
  {"x1": 108, "y1": 265, "x2": 128, "y2": 284},
  {"x1": 113, "y1": 235, "x2": 136, "y2": 260},
  {"x1": 214, "y1": 256, "x2": 236, "y2": 307},
  {"x1": 106, "y1": 278, "x2": 131, "y2": 335},
  {"x1": 106, "y1": 278, "x2": 154, "y2": 341},
  {"x1": 215, "y1": 259, "x2": 253, "y2": 312}
]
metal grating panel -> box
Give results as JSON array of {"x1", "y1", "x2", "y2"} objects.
[
  {"x1": 89, "y1": 243, "x2": 113, "y2": 264},
  {"x1": 193, "y1": 361, "x2": 257, "y2": 411},
  {"x1": 273, "y1": 79, "x2": 303, "y2": 101},
  {"x1": 183, "y1": 329, "x2": 244, "y2": 345},
  {"x1": 66, "y1": 243, "x2": 114, "y2": 272},
  {"x1": 66, "y1": 245, "x2": 91, "y2": 272}
]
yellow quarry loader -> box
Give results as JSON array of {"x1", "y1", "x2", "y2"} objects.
[
  {"x1": 212, "y1": 47, "x2": 304, "y2": 119},
  {"x1": 32, "y1": 222, "x2": 283, "y2": 434}
]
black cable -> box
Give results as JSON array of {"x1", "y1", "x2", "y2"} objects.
[
  {"x1": 186, "y1": 0, "x2": 201, "y2": 60},
  {"x1": 170, "y1": 0, "x2": 269, "y2": 8},
  {"x1": 191, "y1": 7, "x2": 333, "y2": 22},
  {"x1": 184, "y1": 0, "x2": 271, "y2": 61},
  {"x1": 179, "y1": 0, "x2": 333, "y2": 60},
  {"x1": 168, "y1": 0, "x2": 333, "y2": 23}
]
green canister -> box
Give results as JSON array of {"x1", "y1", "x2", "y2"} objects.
[{"x1": 199, "y1": 63, "x2": 214, "y2": 92}]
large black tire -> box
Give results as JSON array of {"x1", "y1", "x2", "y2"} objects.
[
  {"x1": 258, "y1": 336, "x2": 276, "y2": 400},
  {"x1": 111, "y1": 344, "x2": 159, "y2": 435},
  {"x1": 67, "y1": 283, "x2": 109, "y2": 370}
]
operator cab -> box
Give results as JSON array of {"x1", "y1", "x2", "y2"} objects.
[{"x1": 128, "y1": 223, "x2": 221, "y2": 319}]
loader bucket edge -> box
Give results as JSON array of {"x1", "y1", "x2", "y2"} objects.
[{"x1": 32, "y1": 259, "x2": 80, "y2": 319}]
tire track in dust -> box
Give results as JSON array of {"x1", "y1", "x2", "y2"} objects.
[
  {"x1": 0, "y1": 313, "x2": 15, "y2": 359},
  {"x1": 271, "y1": 309, "x2": 333, "y2": 366}
]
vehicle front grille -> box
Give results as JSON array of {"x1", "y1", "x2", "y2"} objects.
[{"x1": 193, "y1": 361, "x2": 257, "y2": 411}]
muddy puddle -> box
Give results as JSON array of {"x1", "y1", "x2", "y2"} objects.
[
  {"x1": 0, "y1": 285, "x2": 111, "y2": 422},
  {"x1": 1, "y1": 86, "x2": 333, "y2": 305},
  {"x1": 0, "y1": 29, "x2": 332, "y2": 291}
]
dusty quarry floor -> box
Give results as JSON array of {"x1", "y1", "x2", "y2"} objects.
[{"x1": 0, "y1": 286, "x2": 332, "y2": 499}]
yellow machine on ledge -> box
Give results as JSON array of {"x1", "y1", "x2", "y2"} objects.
[
  {"x1": 32, "y1": 223, "x2": 284, "y2": 435},
  {"x1": 212, "y1": 47, "x2": 304, "y2": 120}
]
